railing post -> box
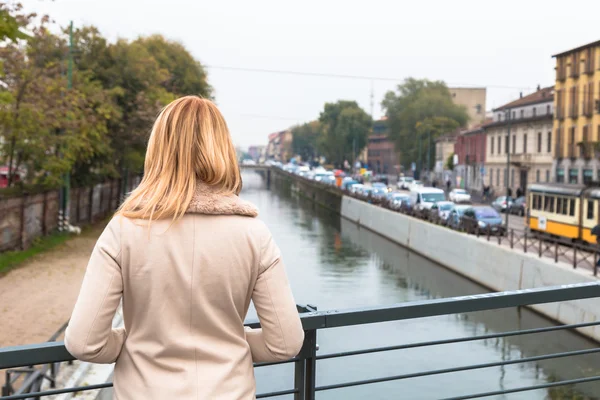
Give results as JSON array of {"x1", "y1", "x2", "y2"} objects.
[
  {"x1": 573, "y1": 245, "x2": 577, "y2": 269},
  {"x1": 510, "y1": 229, "x2": 514, "y2": 248},
  {"x1": 486, "y1": 226, "x2": 490, "y2": 241},
  {"x1": 294, "y1": 354, "x2": 306, "y2": 400},
  {"x1": 524, "y1": 231, "x2": 528, "y2": 253},
  {"x1": 555, "y1": 241, "x2": 559, "y2": 263},
  {"x1": 304, "y1": 329, "x2": 317, "y2": 400},
  {"x1": 538, "y1": 236, "x2": 542, "y2": 257}
]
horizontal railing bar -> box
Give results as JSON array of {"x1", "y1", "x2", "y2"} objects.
[
  {"x1": 0, "y1": 383, "x2": 112, "y2": 400},
  {"x1": 254, "y1": 358, "x2": 298, "y2": 368},
  {"x1": 256, "y1": 388, "x2": 298, "y2": 398},
  {"x1": 315, "y1": 347, "x2": 600, "y2": 392},
  {"x1": 307, "y1": 282, "x2": 600, "y2": 330},
  {"x1": 440, "y1": 375, "x2": 600, "y2": 400},
  {"x1": 316, "y1": 320, "x2": 600, "y2": 360},
  {"x1": 2, "y1": 283, "x2": 599, "y2": 369}
]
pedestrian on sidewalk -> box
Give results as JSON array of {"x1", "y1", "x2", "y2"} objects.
[
  {"x1": 446, "y1": 177, "x2": 451, "y2": 192},
  {"x1": 65, "y1": 96, "x2": 304, "y2": 400},
  {"x1": 516, "y1": 187, "x2": 523, "y2": 199}
]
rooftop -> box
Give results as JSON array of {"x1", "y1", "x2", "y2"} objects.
[
  {"x1": 492, "y1": 86, "x2": 554, "y2": 112},
  {"x1": 553, "y1": 39, "x2": 600, "y2": 58}
]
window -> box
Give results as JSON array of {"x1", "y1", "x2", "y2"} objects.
[
  {"x1": 587, "y1": 200, "x2": 595, "y2": 220},
  {"x1": 547, "y1": 105, "x2": 551, "y2": 115},
  {"x1": 533, "y1": 107, "x2": 537, "y2": 117},
  {"x1": 496, "y1": 169, "x2": 500, "y2": 186},
  {"x1": 512, "y1": 135, "x2": 516, "y2": 154},
  {"x1": 556, "y1": 168, "x2": 565, "y2": 183},
  {"x1": 520, "y1": 109, "x2": 524, "y2": 118},
  {"x1": 569, "y1": 168, "x2": 579, "y2": 184},
  {"x1": 546, "y1": 170, "x2": 550, "y2": 182},
  {"x1": 584, "y1": 169, "x2": 593, "y2": 185},
  {"x1": 536, "y1": 170, "x2": 540, "y2": 182},
  {"x1": 505, "y1": 135, "x2": 509, "y2": 154},
  {"x1": 556, "y1": 197, "x2": 564, "y2": 214},
  {"x1": 547, "y1": 131, "x2": 552, "y2": 153},
  {"x1": 569, "y1": 199, "x2": 575, "y2": 216},
  {"x1": 504, "y1": 168, "x2": 508, "y2": 186},
  {"x1": 544, "y1": 196, "x2": 555, "y2": 212},
  {"x1": 532, "y1": 194, "x2": 542, "y2": 210},
  {"x1": 511, "y1": 169, "x2": 515, "y2": 186},
  {"x1": 498, "y1": 113, "x2": 502, "y2": 121},
  {"x1": 491, "y1": 138, "x2": 494, "y2": 154},
  {"x1": 497, "y1": 136, "x2": 501, "y2": 155},
  {"x1": 523, "y1": 133, "x2": 528, "y2": 153},
  {"x1": 537, "y1": 132, "x2": 542, "y2": 153},
  {"x1": 512, "y1": 111, "x2": 516, "y2": 119}
]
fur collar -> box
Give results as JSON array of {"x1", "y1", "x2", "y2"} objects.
[{"x1": 187, "y1": 182, "x2": 258, "y2": 217}]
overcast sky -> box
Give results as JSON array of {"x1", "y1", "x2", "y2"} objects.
[{"x1": 20, "y1": 0, "x2": 600, "y2": 148}]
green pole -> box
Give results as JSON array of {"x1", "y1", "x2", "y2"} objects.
[{"x1": 62, "y1": 21, "x2": 73, "y2": 226}]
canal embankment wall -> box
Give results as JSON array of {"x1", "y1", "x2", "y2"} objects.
[{"x1": 269, "y1": 168, "x2": 600, "y2": 341}]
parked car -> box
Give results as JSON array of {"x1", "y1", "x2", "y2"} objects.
[
  {"x1": 386, "y1": 192, "x2": 410, "y2": 208},
  {"x1": 461, "y1": 206, "x2": 505, "y2": 235},
  {"x1": 408, "y1": 180, "x2": 424, "y2": 191},
  {"x1": 372, "y1": 175, "x2": 389, "y2": 185},
  {"x1": 430, "y1": 201, "x2": 455, "y2": 224},
  {"x1": 342, "y1": 180, "x2": 359, "y2": 190},
  {"x1": 509, "y1": 196, "x2": 526, "y2": 216},
  {"x1": 349, "y1": 183, "x2": 364, "y2": 194},
  {"x1": 449, "y1": 188, "x2": 472, "y2": 204},
  {"x1": 447, "y1": 205, "x2": 472, "y2": 230},
  {"x1": 397, "y1": 176, "x2": 414, "y2": 190},
  {"x1": 371, "y1": 188, "x2": 388, "y2": 199},
  {"x1": 410, "y1": 187, "x2": 445, "y2": 218},
  {"x1": 491, "y1": 196, "x2": 513, "y2": 213},
  {"x1": 372, "y1": 182, "x2": 390, "y2": 193}
]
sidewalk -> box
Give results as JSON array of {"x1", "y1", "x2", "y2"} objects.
[{"x1": 0, "y1": 223, "x2": 106, "y2": 349}]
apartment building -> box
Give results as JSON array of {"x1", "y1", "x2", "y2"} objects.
[
  {"x1": 485, "y1": 86, "x2": 555, "y2": 194},
  {"x1": 553, "y1": 40, "x2": 600, "y2": 184}
]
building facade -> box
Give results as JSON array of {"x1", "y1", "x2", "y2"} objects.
[
  {"x1": 553, "y1": 40, "x2": 600, "y2": 185},
  {"x1": 247, "y1": 145, "x2": 266, "y2": 163},
  {"x1": 266, "y1": 130, "x2": 293, "y2": 162},
  {"x1": 449, "y1": 87, "x2": 487, "y2": 128},
  {"x1": 485, "y1": 87, "x2": 555, "y2": 195},
  {"x1": 454, "y1": 123, "x2": 487, "y2": 190},
  {"x1": 367, "y1": 119, "x2": 400, "y2": 175}
]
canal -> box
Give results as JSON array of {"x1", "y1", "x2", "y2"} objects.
[{"x1": 241, "y1": 173, "x2": 600, "y2": 400}]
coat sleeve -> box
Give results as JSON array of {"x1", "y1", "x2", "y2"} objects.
[
  {"x1": 64, "y1": 217, "x2": 126, "y2": 364},
  {"x1": 245, "y1": 225, "x2": 304, "y2": 362}
]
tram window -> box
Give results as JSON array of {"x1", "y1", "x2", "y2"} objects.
[
  {"x1": 544, "y1": 196, "x2": 555, "y2": 213},
  {"x1": 569, "y1": 199, "x2": 575, "y2": 216},
  {"x1": 587, "y1": 200, "x2": 594, "y2": 220},
  {"x1": 556, "y1": 198, "x2": 563, "y2": 214},
  {"x1": 532, "y1": 194, "x2": 541, "y2": 210}
]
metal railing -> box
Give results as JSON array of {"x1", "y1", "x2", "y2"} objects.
[{"x1": 2, "y1": 284, "x2": 600, "y2": 399}]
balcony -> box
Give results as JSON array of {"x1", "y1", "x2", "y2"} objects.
[
  {"x1": 568, "y1": 143, "x2": 577, "y2": 159},
  {"x1": 510, "y1": 153, "x2": 532, "y2": 165},
  {"x1": 2, "y1": 284, "x2": 600, "y2": 400}
]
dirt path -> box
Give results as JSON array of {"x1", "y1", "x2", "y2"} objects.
[{"x1": 0, "y1": 222, "x2": 107, "y2": 349}]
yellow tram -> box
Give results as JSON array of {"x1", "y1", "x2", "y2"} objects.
[{"x1": 527, "y1": 183, "x2": 600, "y2": 244}]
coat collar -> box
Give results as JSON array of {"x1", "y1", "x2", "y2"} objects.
[{"x1": 187, "y1": 182, "x2": 258, "y2": 217}]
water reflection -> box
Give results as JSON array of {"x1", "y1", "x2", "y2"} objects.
[{"x1": 240, "y1": 173, "x2": 600, "y2": 400}]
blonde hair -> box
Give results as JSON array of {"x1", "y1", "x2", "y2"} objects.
[{"x1": 118, "y1": 96, "x2": 242, "y2": 222}]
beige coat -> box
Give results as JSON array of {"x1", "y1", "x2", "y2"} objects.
[{"x1": 65, "y1": 183, "x2": 304, "y2": 399}]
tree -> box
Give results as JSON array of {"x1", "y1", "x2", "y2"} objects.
[
  {"x1": 317, "y1": 101, "x2": 371, "y2": 168},
  {"x1": 415, "y1": 116, "x2": 460, "y2": 170},
  {"x1": 0, "y1": 3, "x2": 30, "y2": 43},
  {"x1": 445, "y1": 153, "x2": 455, "y2": 171},
  {"x1": 136, "y1": 35, "x2": 213, "y2": 99},
  {"x1": 381, "y1": 78, "x2": 469, "y2": 169},
  {"x1": 291, "y1": 121, "x2": 320, "y2": 163}
]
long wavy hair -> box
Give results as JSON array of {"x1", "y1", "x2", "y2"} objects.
[{"x1": 118, "y1": 96, "x2": 242, "y2": 222}]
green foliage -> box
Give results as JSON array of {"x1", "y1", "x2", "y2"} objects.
[
  {"x1": 0, "y1": 6, "x2": 212, "y2": 188},
  {"x1": 445, "y1": 152, "x2": 455, "y2": 171},
  {"x1": 292, "y1": 121, "x2": 321, "y2": 162},
  {"x1": 381, "y1": 78, "x2": 469, "y2": 168},
  {"x1": 317, "y1": 101, "x2": 372, "y2": 167}
]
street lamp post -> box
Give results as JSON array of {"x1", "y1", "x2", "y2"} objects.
[{"x1": 505, "y1": 109, "x2": 512, "y2": 231}]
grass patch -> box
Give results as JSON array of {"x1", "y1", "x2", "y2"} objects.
[{"x1": 0, "y1": 232, "x2": 73, "y2": 276}]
